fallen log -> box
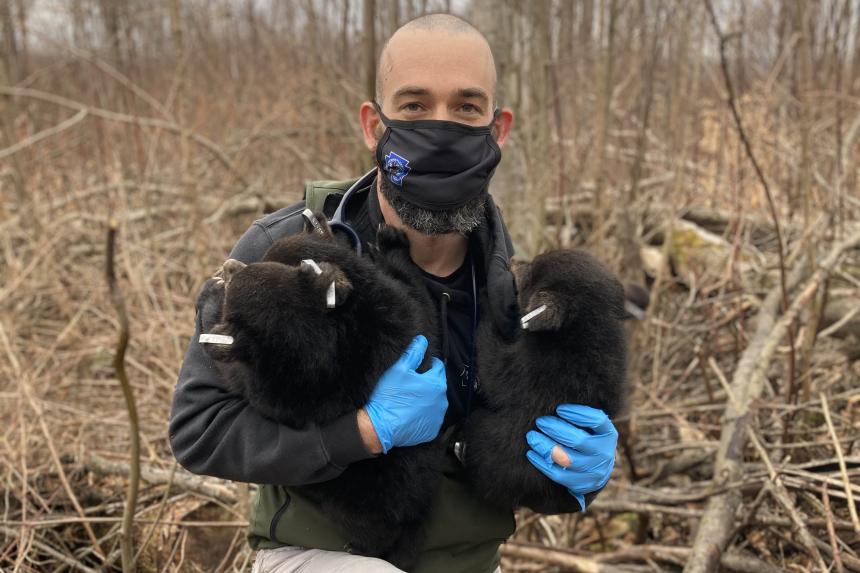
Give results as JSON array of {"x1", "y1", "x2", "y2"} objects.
[
  {"x1": 684, "y1": 228, "x2": 860, "y2": 573},
  {"x1": 502, "y1": 541, "x2": 784, "y2": 573},
  {"x1": 84, "y1": 454, "x2": 239, "y2": 505}
]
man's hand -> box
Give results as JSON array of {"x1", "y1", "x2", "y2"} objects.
[
  {"x1": 362, "y1": 335, "x2": 448, "y2": 454},
  {"x1": 525, "y1": 404, "x2": 618, "y2": 511}
]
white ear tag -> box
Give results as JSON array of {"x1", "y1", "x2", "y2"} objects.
[
  {"x1": 326, "y1": 281, "x2": 336, "y2": 308},
  {"x1": 199, "y1": 333, "x2": 234, "y2": 345},
  {"x1": 624, "y1": 300, "x2": 646, "y2": 320},
  {"x1": 301, "y1": 259, "x2": 323, "y2": 275},
  {"x1": 302, "y1": 209, "x2": 328, "y2": 237},
  {"x1": 301, "y1": 259, "x2": 335, "y2": 308},
  {"x1": 520, "y1": 304, "x2": 548, "y2": 330}
]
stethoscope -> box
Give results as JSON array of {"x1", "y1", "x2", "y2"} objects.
[
  {"x1": 328, "y1": 168, "x2": 377, "y2": 256},
  {"x1": 330, "y1": 166, "x2": 480, "y2": 416}
]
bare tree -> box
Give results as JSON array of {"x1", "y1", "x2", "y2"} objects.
[{"x1": 363, "y1": 0, "x2": 376, "y2": 101}]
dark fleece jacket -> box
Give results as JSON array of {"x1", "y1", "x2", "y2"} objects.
[{"x1": 168, "y1": 175, "x2": 522, "y2": 488}]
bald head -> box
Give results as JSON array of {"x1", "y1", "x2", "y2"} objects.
[{"x1": 375, "y1": 14, "x2": 498, "y2": 107}]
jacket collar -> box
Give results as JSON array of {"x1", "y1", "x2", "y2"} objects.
[{"x1": 471, "y1": 194, "x2": 520, "y2": 341}]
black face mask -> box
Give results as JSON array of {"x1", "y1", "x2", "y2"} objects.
[{"x1": 374, "y1": 103, "x2": 502, "y2": 212}]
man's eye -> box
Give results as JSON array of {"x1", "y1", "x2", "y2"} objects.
[
  {"x1": 401, "y1": 102, "x2": 424, "y2": 112},
  {"x1": 460, "y1": 104, "x2": 481, "y2": 114}
]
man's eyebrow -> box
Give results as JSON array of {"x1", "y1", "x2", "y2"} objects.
[
  {"x1": 392, "y1": 86, "x2": 432, "y2": 99},
  {"x1": 457, "y1": 88, "x2": 489, "y2": 104}
]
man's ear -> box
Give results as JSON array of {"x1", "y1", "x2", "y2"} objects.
[
  {"x1": 521, "y1": 291, "x2": 564, "y2": 332},
  {"x1": 359, "y1": 101, "x2": 382, "y2": 152},
  {"x1": 493, "y1": 107, "x2": 514, "y2": 148}
]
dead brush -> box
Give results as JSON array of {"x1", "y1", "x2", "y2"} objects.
[{"x1": 2, "y1": 1, "x2": 860, "y2": 572}]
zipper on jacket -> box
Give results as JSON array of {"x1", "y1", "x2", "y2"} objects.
[{"x1": 269, "y1": 493, "x2": 292, "y2": 543}]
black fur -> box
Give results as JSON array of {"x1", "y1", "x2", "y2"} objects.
[
  {"x1": 196, "y1": 219, "x2": 441, "y2": 570},
  {"x1": 464, "y1": 249, "x2": 627, "y2": 512}
]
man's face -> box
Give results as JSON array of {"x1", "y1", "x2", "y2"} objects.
[
  {"x1": 377, "y1": 29, "x2": 498, "y2": 126},
  {"x1": 360, "y1": 28, "x2": 513, "y2": 235}
]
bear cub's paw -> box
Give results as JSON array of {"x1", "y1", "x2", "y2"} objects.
[
  {"x1": 375, "y1": 225, "x2": 411, "y2": 254},
  {"x1": 197, "y1": 277, "x2": 226, "y2": 334}
]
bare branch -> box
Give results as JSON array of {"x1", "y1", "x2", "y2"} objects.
[
  {"x1": 702, "y1": 0, "x2": 797, "y2": 399},
  {"x1": 685, "y1": 226, "x2": 860, "y2": 573},
  {"x1": 820, "y1": 393, "x2": 860, "y2": 536},
  {"x1": 0, "y1": 109, "x2": 87, "y2": 160},
  {"x1": 106, "y1": 221, "x2": 140, "y2": 573},
  {"x1": 0, "y1": 85, "x2": 249, "y2": 188}
]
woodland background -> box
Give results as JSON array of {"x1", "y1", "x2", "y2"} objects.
[{"x1": 1, "y1": 0, "x2": 860, "y2": 571}]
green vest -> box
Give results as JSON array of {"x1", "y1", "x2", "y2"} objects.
[{"x1": 245, "y1": 178, "x2": 516, "y2": 572}]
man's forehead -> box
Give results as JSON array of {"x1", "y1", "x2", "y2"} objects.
[{"x1": 379, "y1": 30, "x2": 496, "y2": 101}]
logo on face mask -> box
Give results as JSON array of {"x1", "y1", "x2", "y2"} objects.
[{"x1": 383, "y1": 151, "x2": 411, "y2": 186}]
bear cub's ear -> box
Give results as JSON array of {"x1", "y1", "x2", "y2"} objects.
[
  {"x1": 200, "y1": 323, "x2": 239, "y2": 362},
  {"x1": 299, "y1": 259, "x2": 353, "y2": 308},
  {"x1": 220, "y1": 258, "x2": 247, "y2": 286},
  {"x1": 521, "y1": 291, "x2": 565, "y2": 332},
  {"x1": 302, "y1": 209, "x2": 335, "y2": 241}
]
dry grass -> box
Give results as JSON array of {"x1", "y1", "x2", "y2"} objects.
[{"x1": 2, "y1": 2, "x2": 860, "y2": 571}]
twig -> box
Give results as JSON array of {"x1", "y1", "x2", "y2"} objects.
[
  {"x1": 65, "y1": 44, "x2": 174, "y2": 121},
  {"x1": 0, "y1": 526, "x2": 100, "y2": 573},
  {"x1": 823, "y1": 484, "x2": 846, "y2": 573},
  {"x1": 0, "y1": 85, "x2": 249, "y2": 188},
  {"x1": 134, "y1": 461, "x2": 178, "y2": 562},
  {"x1": 22, "y1": 389, "x2": 106, "y2": 559},
  {"x1": 747, "y1": 430, "x2": 828, "y2": 570},
  {"x1": 820, "y1": 392, "x2": 860, "y2": 536},
  {"x1": 711, "y1": 357, "x2": 827, "y2": 570},
  {"x1": 0, "y1": 109, "x2": 88, "y2": 160},
  {"x1": 501, "y1": 541, "x2": 630, "y2": 572},
  {"x1": 589, "y1": 499, "x2": 702, "y2": 519},
  {"x1": 813, "y1": 537, "x2": 860, "y2": 573},
  {"x1": 604, "y1": 546, "x2": 785, "y2": 573},
  {"x1": 730, "y1": 483, "x2": 771, "y2": 542},
  {"x1": 212, "y1": 528, "x2": 244, "y2": 573},
  {"x1": 1, "y1": 518, "x2": 248, "y2": 528},
  {"x1": 503, "y1": 541, "x2": 784, "y2": 573},
  {"x1": 819, "y1": 305, "x2": 860, "y2": 338},
  {"x1": 685, "y1": 228, "x2": 860, "y2": 573},
  {"x1": 85, "y1": 454, "x2": 238, "y2": 504},
  {"x1": 106, "y1": 221, "x2": 140, "y2": 573},
  {"x1": 702, "y1": 0, "x2": 796, "y2": 400}
]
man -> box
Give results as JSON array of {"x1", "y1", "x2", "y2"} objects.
[{"x1": 169, "y1": 13, "x2": 617, "y2": 573}]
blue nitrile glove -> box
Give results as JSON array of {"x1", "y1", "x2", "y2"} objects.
[
  {"x1": 526, "y1": 404, "x2": 618, "y2": 511},
  {"x1": 364, "y1": 335, "x2": 448, "y2": 454}
]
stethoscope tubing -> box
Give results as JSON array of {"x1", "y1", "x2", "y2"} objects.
[
  {"x1": 328, "y1": 168, "x2": 376, "y2": 256},
  {"x1": 329, "y1": 167, "x2": 479, "y2": 413}
]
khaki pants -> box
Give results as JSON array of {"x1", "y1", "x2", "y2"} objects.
[{"x1": 252, "y1": 546, "x2": 503, "y2": 573}]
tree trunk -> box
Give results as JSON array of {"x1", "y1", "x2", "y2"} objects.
[
  {"x1": 591, "y1": 0, "x2": 619, "y2": 254},
  {"x1": 390, "y1": 0, "x2": 399, "y2": 34},
  {"x1": 14, "y1": 0, "x2": 27, "y2": 78},
  {"x1": 99, "y1": 0, "x2": 124, "y2": 70},
  {"x1": 363, "y1": 0, "x2": 376, "y2": 101},
  {"x1": 0, "y1": 0, "x2": 19, "y2": 83},
  {"x1": 618, "y1": 0, "x2": 659, "y2": 284}
]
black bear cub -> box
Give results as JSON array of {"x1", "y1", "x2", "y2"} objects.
[
  {"x1": 196, "y1": 214, "x2": 441, "y2": 570},
  {"x1": 464, "y1": 249, "x2": 627, "y2": 512}
]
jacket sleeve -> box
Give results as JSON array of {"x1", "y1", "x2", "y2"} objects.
[{"x1": 168, "y1": 217, "x2": 374, "y2": 485}]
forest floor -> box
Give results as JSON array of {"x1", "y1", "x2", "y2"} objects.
[
  {"x1": 3, "y1": 9, "x2": 860, "y2": 568},
  {"x1": 2, "y1": 156, "x2": 859, "y2": 571}
]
